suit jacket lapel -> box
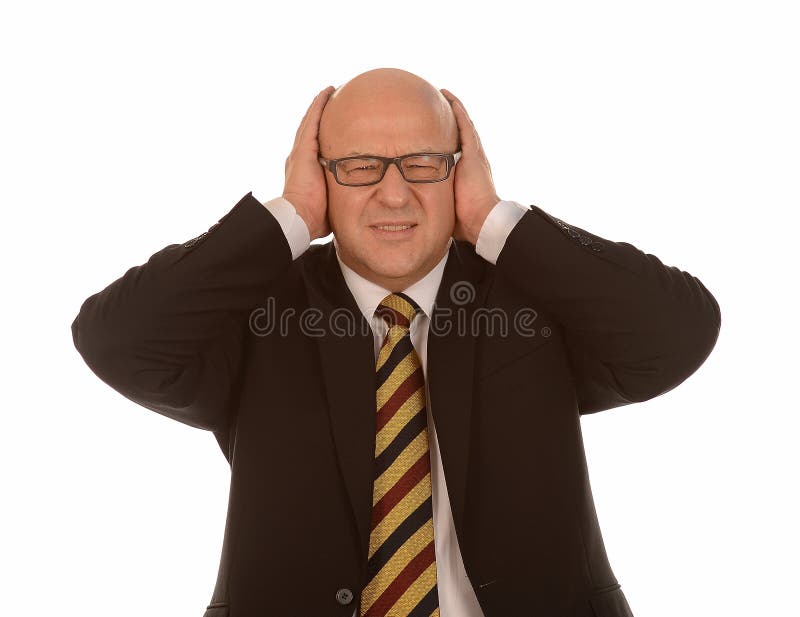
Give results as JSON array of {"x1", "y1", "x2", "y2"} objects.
[
  {"x1": 302, "y1": 242, "x2": 377, "y2": 563},
  {"x1": 427, "y1": 240, "x2": 490, "y2": 539},
  {"x1": 302, "y1": 239, "x2": 490, "y2": 564}
]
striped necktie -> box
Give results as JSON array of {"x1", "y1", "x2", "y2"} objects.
[{"x1": 359, "y1": 292, "x2": 440, "y2": 617}]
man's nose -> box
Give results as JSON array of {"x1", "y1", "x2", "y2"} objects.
[{"x1": 377, "y1": 162, "x2": 412, "y2": 200}]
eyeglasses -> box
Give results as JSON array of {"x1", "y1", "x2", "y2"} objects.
[{"x1": 318, "y1": 151, "x2": 462, "y2": 187}]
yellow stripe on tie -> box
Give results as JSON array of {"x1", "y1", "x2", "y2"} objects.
[
  {"x1": 375, "y1": 386, "x2": 425, "y2": 458},
  {"x1": 360, "y1": 519, "x2": 435, "y2": 614},
  {"x1": 368, "y1": 473, "x2": 432, "y2": 560},
  {"x1": 376, "y1": 322, "x2": 418, "y2": 372},
  {"x1": 372, "y1": 430, "x2": 429, "y2": 506},
  {"x1": 376, "y1": 354, "x2": 418, "y2": 409},
  {"x1": 388, "y1": 560, "x2": 438, "y2": 616}
]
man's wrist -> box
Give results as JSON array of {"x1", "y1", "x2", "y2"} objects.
[
  {"x1": 262, "y1": 196, "x2": 311, "y2": 259},
  {"x1": 474, "y1": 199, "x2": 530, "y2": 264},
  {"x1": 292, "y1": 205, "x2": 317, "y2": 240},
  {"x1": 466, "y1": 196, "x2": 502, "y2": 246}
]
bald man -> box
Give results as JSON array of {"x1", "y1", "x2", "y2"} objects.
[{"x1": 71, "y1": 68, "x2": 721, "y2": 616}]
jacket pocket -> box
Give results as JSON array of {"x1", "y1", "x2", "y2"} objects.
[{"x1": 477, "y1": 337, "x2": 556, "y2": 387}]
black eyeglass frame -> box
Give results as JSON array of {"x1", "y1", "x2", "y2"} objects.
[{"x1": 317, "y1": 151, "x2": 462, "y2": 187}]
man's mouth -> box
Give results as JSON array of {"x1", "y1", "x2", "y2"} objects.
[
  {"x1": 372, "y1": 224, "x2": 416, "y2": 231},
  {"x1": 370, "y1": 223, "x2": 418, "y2": 237}
]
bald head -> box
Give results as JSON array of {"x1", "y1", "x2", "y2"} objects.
[
  {"x1": 317, "y1": 68, "x2": 460, "y2": 292},
  {"x1": 319, "y1": 68, "x2": 458, "y2": 158}
]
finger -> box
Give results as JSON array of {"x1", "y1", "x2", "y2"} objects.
[
  {"x1": 440, "y1": 88, "x2": 480, "y2": 153},
  {"x1": 441, "y1": 88, "x2": 470, "y2": 124},
  {"x1": 295, "y1": 86, "x2": 334, "y2": 152},
  {"x1": 292, "y1": 87, "x2": 327, "y2": 147},
  {"x1": 293, "y1": 91, "x2": 319, "y2": 146},
  {"x1": 442, "y1": 90, "x2": 477, "y2": 139},
  {"x1": 293, "y1": 86, "x2": 333, "y2": 149}
]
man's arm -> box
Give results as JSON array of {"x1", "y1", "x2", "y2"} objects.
[
  {"x1": 72, "y1": 86, "x2": 332, "y2": 443},
  {"x1": 439, "y1": 88, "x2": 720, "y2": 414},
  {"x1": 475, "y1": 201, "x2": 721, "y2": 414},
  {"x1": 71, "y1": 192, "x2": 296, "y2": 434}
]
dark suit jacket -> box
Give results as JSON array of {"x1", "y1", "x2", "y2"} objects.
[{"x1": 71, "y1": 192, "x2": 721, "y2": 616}]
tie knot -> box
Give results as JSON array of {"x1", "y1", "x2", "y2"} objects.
[{"x1": 375, "y1": 292, "x2": 421, "y2": 331}]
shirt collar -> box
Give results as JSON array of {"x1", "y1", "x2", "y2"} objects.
[{"x1": 333, "y1": 235, "x2": 452, "y2": 325}]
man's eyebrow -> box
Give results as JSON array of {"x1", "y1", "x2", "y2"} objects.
[{"x1": 344, "y1": 147, "x2": 436, "y2": 156}]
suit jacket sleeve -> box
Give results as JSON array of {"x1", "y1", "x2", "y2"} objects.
[
  {"x1": 71, "y1": 192, "x2": 293, "y2": 433},
  {"x1": 491, "y1": 204, "x2": 721, "y2": 414}
]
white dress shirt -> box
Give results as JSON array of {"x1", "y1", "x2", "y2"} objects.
[{"x1": 261, "y1": 195, "x2": 529, "y2": 616}]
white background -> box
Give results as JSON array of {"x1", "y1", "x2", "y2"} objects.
[{"x1": 2, "y1": 1, "x2": 797, "y2": 615}]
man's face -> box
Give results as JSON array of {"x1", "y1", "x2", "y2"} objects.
[{"x1": 319, "y1": 82, "x2": 458, "y2": 292}]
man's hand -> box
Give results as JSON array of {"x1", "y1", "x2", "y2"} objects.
[
  {"x1": 440, "y1": 88, "x2": 502, "y2": 246},
  {"x1": 283, "y1": 86, "x2": 335, "y2": 241}
]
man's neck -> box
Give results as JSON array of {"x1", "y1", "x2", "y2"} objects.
[{"x1": 332, "y1": 237, "x2": 452, "y2": 292}]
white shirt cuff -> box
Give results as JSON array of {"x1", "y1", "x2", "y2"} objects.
[
  {"x1": 262, "y1": 196, "x2": 311, "y2": 260},
  {"x1": 474, "y1": 200, "x2": 530, "y2": 265}
]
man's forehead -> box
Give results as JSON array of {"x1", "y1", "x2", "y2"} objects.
[
  {"x1": 320, "y1": 98, "x2": 457, "y2": 157},
  {"x1": 344, "y1": 146, "x2": 437, "y2": 156}
]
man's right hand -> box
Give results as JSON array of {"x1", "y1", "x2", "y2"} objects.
[{"x1": 282, "y1": 86, "x2": 334, "y2": 241}]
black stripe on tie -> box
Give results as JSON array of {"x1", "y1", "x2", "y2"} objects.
[
  {"x1": 407, "y1": 582, "x2": 440, "y2": 617},
  {"x1": 366, "y1": 495, "x2": 433, "y2": 581},
  {"x1": 391, "y1": 292, "x2": 421, "y2": 321},
  {"x1": 374, "y1": 410, "x2": 428, "y2": 478},
  {"x1": 376, "y1": 333, "x2": 413, "y2": 389}
]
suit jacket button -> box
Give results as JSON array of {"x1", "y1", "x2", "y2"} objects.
[
  {"x1": 335, "y1": 588, "x2": 354, "y2": 605},
  {"x1": 590, "y1": 241, "x2": 604, "y2": 252}
]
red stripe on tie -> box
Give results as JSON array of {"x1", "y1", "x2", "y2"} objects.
[
  {"x1": 370, "y1": 451, "x2": 431, "y2": 530},
  {"x1": 363, "y1": 540, "x2": 436, "y2": 617},
  {"x1": 376, "y1": 306, "x2": 411, "y2": 329},
  {"x1": 376, "y1": 366, "x2": 424, "y2": 433}
]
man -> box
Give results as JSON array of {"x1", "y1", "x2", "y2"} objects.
[{"x1": 71, "y1": 68, "x2": 721, "y2": 616}]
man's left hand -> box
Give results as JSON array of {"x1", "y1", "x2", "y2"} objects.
[{"x1": 441, "y1": 88, "x2": 501, "y2": 245}]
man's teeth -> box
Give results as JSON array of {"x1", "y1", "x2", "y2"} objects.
[{"x1": 376, "y1": 225, "x2": 413, "y2": 231}]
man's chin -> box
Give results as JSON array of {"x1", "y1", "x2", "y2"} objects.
[{"x1": 363, "y1": 262, "x2": 417, "y2": 281}]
